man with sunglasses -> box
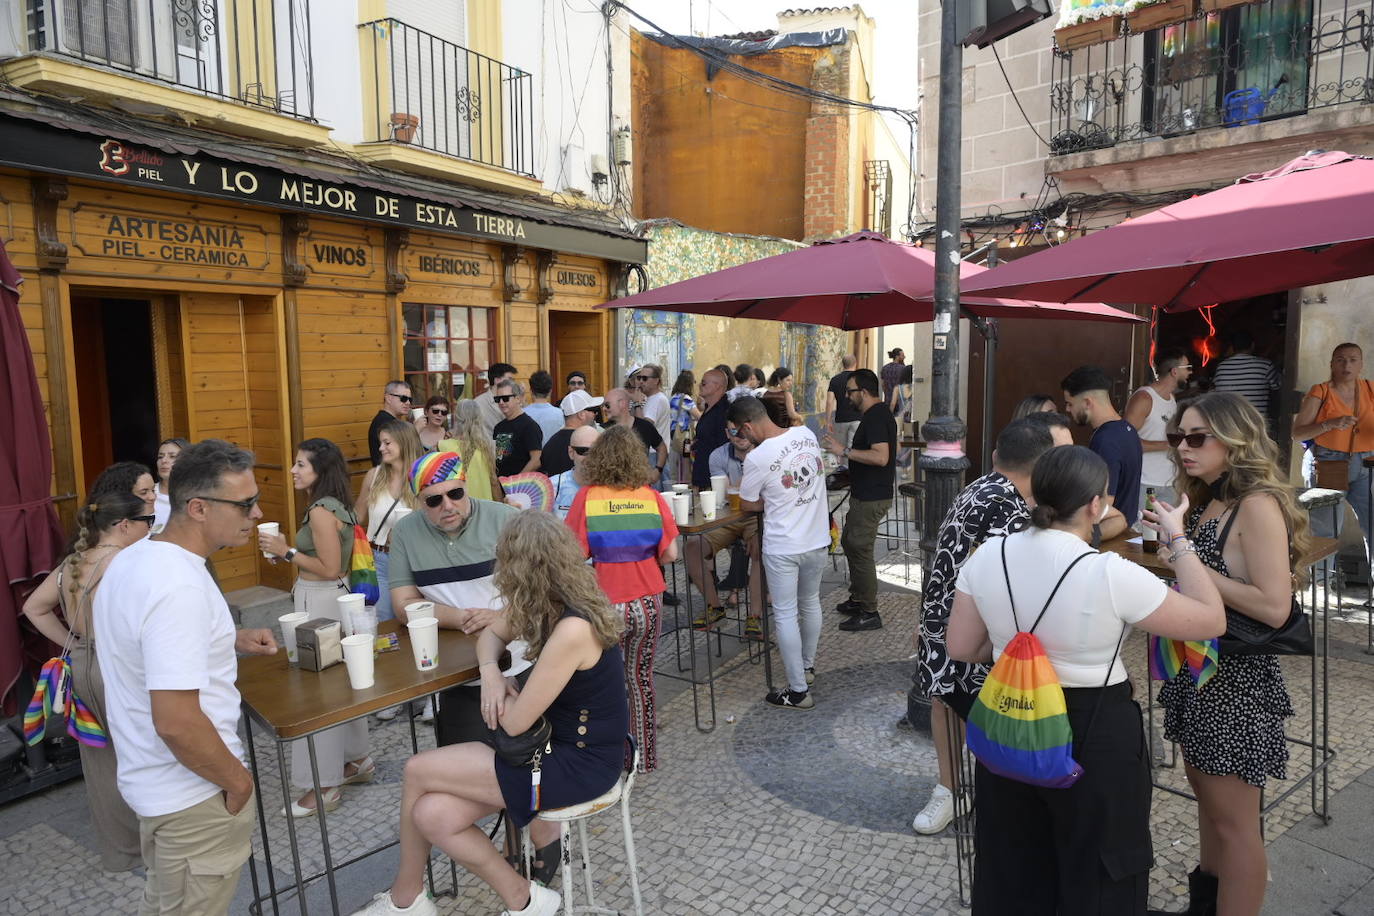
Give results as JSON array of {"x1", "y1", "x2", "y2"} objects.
[
  {"x1": 95, "y1": 439, "x2": 278, "y2": 915},
  {"x1": 637, "y1": 364, "x2": 672, "y2": 449},
  {"x1": 1062, "y1": 365, "x2": 1141, "y2": 533},
  {"x1": 492, "y1": 379, "x2": 543, "y2": 478},
  {"x1": 549, "y1": 425, "x2": 601, "y2": 519},
  {"x1": 564, "y1": 370, "x2": 589, "y2": 398},
  {"x1": 370, "y1": 379, "x2": 413, "y2": 466},
  {"x1": 539, "y1": 389, "x2": 604, "y2": 477},
  {"x1": 474, "y1": 362, "x2": 518, "y2": 438},
  {"x1": 1125, "y1": 348, "x2": 1191, "y2": 514},
  {"x1": 602, "y1": 388, "x2": 668, "y2": 484}
]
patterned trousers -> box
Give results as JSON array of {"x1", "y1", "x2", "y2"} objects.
[{"x1": 618, "y1": 594, "x2": 661, "y2": 773}]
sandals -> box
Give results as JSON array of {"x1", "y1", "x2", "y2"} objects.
[
  {"x1": 529, "y1": 837, "x2": 562, "y2": 886},
  {"x1": 281, "y1": 786, "x2": 342, "y2": 818},
  {"x1": 340, "y1": 755, "x2": 376, "y2": 786}
]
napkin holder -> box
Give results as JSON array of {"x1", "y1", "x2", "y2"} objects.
[{"x1": 297, "y1": 618, "x2": 343, "y2": 672}]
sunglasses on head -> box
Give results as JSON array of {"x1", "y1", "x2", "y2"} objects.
[
  {"x1": 571, "y1": 445, "x2": 591, "y2": 456},
  {"x1": 423, "y1": 486, "x2": 466, "y2": 508},
  {"x1": 493, "y1": 394, "x2": 514, "y2": 403},
  {"x1": 1166, "y1": 432, "x2": 1214, "y2": 448}
]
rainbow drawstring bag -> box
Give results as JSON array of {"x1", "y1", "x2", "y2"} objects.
[
  {"x1": 24, "y1": 655, "x2": 109, "y2": 748},
  {"x1": 966, "y1": 541, "x2": 1096, "y2": 789},
  {"x1": 347, "y1": 519, "x2": 380, "y2": 605}
]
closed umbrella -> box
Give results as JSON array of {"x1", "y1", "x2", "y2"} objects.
[
  {"x1": 601, "y1": 231, "x2": 1142, "y2": 326},
  {"x1": 960, "y1": 151, "x2": 1374, "y2": 311},
  {"x1": 0, "y1": 241, "x2": 66, "y2": 713}
]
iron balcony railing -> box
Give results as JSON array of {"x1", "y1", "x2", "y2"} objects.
[
  {"x1": 23, "y1": 0, "x2": 315, "y2": 118},
  {"x1": 359, "y1": 18, "x2": 535, "y2": 177},
  {"x1": 1049, "y1": 0, "x2": 1373, "y2": 155}
]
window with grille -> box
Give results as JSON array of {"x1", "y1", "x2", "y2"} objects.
[
  {"x1": 402, "y1": 303, "x2": 496, "y2": 405},
  {"x1": 28, "y1": 0, "x2": 139, "y2": 67}
]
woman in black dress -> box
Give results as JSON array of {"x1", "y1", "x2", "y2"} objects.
[
  {"x1": 1158, "y1": 392, "x2": 1310, "y2": 915},
  {"x1": 351, "y1": 511, "x2": 628, "y2": 916}
]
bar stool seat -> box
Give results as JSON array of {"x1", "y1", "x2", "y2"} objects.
[{"x1": 523, "y1": 741, "x2": 643, "y2": 916}]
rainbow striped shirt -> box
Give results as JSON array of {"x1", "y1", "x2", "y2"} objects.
[{"x1": 583, "y1": 486, "x2": 664, "y2": 564}]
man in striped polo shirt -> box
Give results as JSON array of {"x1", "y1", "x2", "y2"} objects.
[{"x1": 1212, "y1": 329, "x2": 1279, "y2": 418}]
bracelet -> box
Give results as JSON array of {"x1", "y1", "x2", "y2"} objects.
[
  {"x1": 1169, "y1": 545, "x2": 1198, "y2": 563},
  {"x1": 1166, "y1": 533, "x2": 1188, "y2": 547},
  {"x1": 479, "y1": 660, "x2": 501, "y2": 668}
]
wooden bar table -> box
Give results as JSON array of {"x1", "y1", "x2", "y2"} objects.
[
  {"x1": 237, "y1": 620, "x2": 483, "y2": 916},
  {"x1": 660, "y1": 500, "x2": 774, "y2": 732},
  {"x1": 1101, "y1": 533, "x2": 1340, "y2": 824}
]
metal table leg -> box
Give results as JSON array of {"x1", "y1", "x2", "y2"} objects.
[
  {"x1": 306, "y1": 736, "x2": 340, "y2": 914},
  {"x1": 243, "y1": 715, "x2": 280, "y2": 916},
  {"x1": 276, "y1": 739, "x2": 309, "y2": 916}
]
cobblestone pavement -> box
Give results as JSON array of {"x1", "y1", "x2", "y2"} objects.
[{"x1": 4, "y1": 537, "x2": 1374, "y2": 915}]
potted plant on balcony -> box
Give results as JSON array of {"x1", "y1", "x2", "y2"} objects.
[
  {"x1": 1055, "y1": 0, "x2": 1127, "y2": 51},
  {"x1": 390, "y1": 113, "x2": 420, "y2": 144},
  {"x1": 1125, "y1": 0, "x2": 1199, "y2": 33}
]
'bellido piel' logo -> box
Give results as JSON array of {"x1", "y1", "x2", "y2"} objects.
[{"x1": 98, "y1": 139, "x2": 165, "y2": 176}]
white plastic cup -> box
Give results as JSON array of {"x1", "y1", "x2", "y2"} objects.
[
  {"x1": 257, "y1": 522, "x2": 279, "y2": 559},
  {"x1": 351, "y1": 605, "x2": 378, "y2": 642},
  {"x1": 337, "y1": 593, "x2": 365, "y2": 636},
  {"x1": 672, "y1": 483, "x2": 690, "y2": 495},
  {"x1": 405, "y1": 600, "x2": 436, "y2": 622},
  {"x1": 406, "y1": 617, "x2": 440, "y2": 671},
  {"x1": 710, "y1": 474, "x2": 728, "y2": 506},
  {"x1": 699, "y1": 490, "x2": 717, "y2": 521},
  {"x1": 671, "y1": 492, "x2": 690, "y2": 526},
  {"x1": 278, "y1": 612, "x2": 309, "y2": 665},
  {"x1": 341, "y1": 634, "x2": 375, "y2": 689}
]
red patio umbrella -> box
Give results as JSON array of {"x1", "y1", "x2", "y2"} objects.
[
  {"x1": 600, "y1": 231, "x2": 1142, "y2": 326},
  {"x1": 960, "y1": 151, "x2": 1374, "y2": 311},
  {"x1": 0, "y1": 241, "x2": 66, "y2": 713}
]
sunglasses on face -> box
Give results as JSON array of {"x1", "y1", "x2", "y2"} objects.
[
  {"x1": 636, "y1": 375, "x2": 655, "y2": 382},
  {"x1": 493, "y1": 395, "x2": 514, "y2": 403},
  {"x1": 1167, "y1": 432, "x2": 1214, "y2": 448},
  {"x1": 571, "y1": 445, "x2": 591, "y2": 456},
  {"x1": 390, "y1": 392, "x2": 412, "y2": 404},
  {"x1": 568, "y1": 379, "x2": 586, "y2": 387},
  {"x1": 423, "y1": 486, "x2": 466, "y2": 508},
  {"x1": 727, "y1": 427, "x2": 745, "y2": 439},
  {"x1": 431, "y1": 409, "x2": 448, "y2": 416},
  {"x1": 128, "y1": 515, "x2": 156, "y2": 526},
  {"x1": 194, "y1": 493, "x2": 261, "y2": 514}
]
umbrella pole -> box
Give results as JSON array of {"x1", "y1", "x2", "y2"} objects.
[{"x1": 918, "y1": 0, "x2": 972, "y2": 569}]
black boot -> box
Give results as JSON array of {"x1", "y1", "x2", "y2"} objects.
[{"x1": 1146, "y1": 867, "x2": 1218, "y2": 916}]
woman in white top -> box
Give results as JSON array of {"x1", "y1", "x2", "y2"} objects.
[
  {"x1": 150, "y1": 438, "x2": 190, "y2": 534},
  {"x1": 355, "y1": 419, "x2": 424, "y2": 622},
  {"x1": 948, "y1": 444, "x2": 1224, "y2": 914}
]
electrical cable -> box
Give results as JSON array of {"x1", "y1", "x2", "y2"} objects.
[{"x1": 992, "y1": 43, "x2": 1050, "y2": 148}]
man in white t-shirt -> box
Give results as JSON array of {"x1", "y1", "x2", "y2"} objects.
[
  {"x1": 95, "y1": 439, "x2": 278, "y2": 915},
  {"x1": 1124, "y1": 347, "x2": 1191, "y2": 514},
  {"x1": 733, "y1": 395, "x2": 829, "y2": 710},
  {"x1": 636, "y1": 363, "x2": 672, "y2": 453}
]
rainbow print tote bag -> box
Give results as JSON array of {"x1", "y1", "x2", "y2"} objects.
[{"x1": 966, "y1": 541, "x2": 1095, "y2": 789}]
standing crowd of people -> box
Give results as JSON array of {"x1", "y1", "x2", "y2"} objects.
[{"x1": 18, "y1": 337, "x2": 1367, "y2": 916}]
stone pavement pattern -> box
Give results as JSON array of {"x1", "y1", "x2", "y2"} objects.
[{"x1": 4, "y1": 543, "x2": 1374, "y2": 915}]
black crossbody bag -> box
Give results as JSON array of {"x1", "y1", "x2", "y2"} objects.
[{"x1": 1209, "y1": 505, "x2": 1313, "y2": 656}]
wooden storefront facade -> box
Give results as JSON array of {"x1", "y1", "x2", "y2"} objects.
[{"x1": 5, "y1": 117, "x2": 643, "y2": 595}]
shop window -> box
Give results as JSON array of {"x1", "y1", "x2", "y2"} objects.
[{"x1": 402, "y1": 303, "x2": 495, "y2": 404}]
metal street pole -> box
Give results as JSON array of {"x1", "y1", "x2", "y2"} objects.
[{"x1": 919, "y1": 0, "x2": 971, "y2": 564}]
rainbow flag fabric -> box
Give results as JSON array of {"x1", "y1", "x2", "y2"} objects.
[
  {"x1": 348, "y1": 522, "x2": 380, "y2": 604},
  {"x1": 23, "y1": 655, "x2": 109, "y2": 749},
  {"x1": 1150, "y1": 635, "x2": 1219, "y2": 688},
  {"x1": 583, "y1": 486, "x2": 664, "y2": 564},
  {"x1": 967, "y1": 632, "x2": 1083, "y2": 789}
]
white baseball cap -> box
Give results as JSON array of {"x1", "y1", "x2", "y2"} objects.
[{"x1": 560, "y1": 389, "x2": 605, "y2": 416}]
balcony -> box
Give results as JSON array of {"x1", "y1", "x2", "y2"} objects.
[
  {"x1": 12, "y1": 0, "x2": 315, "y2": 118},
  {"x1": 1048, "y1": 0, "x2": 1374, "y2": 156},
  {"x1": 357, "y1": 18, "x2": 536, "y2": 182}
]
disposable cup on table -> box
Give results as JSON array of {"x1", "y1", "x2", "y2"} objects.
[
  {"x1": 278, "y1": 611, "x2": 309, "y2": 666},
  {"x1": 405, "y1": 600, "x2": 436, "y2": 621},
  {"x1": 406, "y1": 617, "x2": 440, "y2": 671},
  {"x1": 699, "y1": 490, "x2": 717, "y2": 521},
  {"x1": 337, "y1": 593, "x2": 365, "y2": 636},
  {"x1": 727, "y1": 488, "x2": 741, "y2": 512},
  {"x1": 341, "y1": 635, "x2": 375, "y2": 689},
  {"x1": 671, "y1": 492, "x2": 690, "y2": 526},
  {"x1": 351, "y1": 606, "x2": 379, "y2": 648},
  {"x1": 672, "y1": 483, "x2": 690, "y2": 495},
  {"x1": 256, "y1": 522, "x2": 279, "y2": 559},
  {"x1": 710, "y1": 474, "x2": 728, "y2": 506}
]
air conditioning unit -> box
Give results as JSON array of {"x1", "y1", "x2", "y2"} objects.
[{"x1": 956, "y1": 0, "x2": 1054, "y2": 49}]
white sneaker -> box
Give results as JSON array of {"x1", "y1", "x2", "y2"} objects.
[
  {"x1": 912, "y1": 783, "x2": 955, "y2": 835},
  {"x1": 375, "y1": 705, "x2": 400, "y2": 722},
  {"x1": 348, "y1": 889, "x2": 437, "y2": 916},
  {"x1": 501, "y1": 881, "x2": 561, "y2": 916}
]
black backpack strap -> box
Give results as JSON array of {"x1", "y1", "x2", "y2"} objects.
[{"x1": 999, "y1": 537, "x2": 1020, "y2": 632}]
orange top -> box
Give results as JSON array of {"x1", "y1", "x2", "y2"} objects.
[{"x1": 1307, "y1": 380, "x2": 1374, "y2": 452}]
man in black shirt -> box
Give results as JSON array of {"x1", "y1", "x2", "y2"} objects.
[
  {"x1": 492, "y1": 379, "x2": 543, "y2": 477},
  {"x1": 539, "y1": 389, "x2": 603, "y2": 477},
  {"x1": 369, "y1": 379, "x2": 413, "y2": 466},
  {"x1": 692, "y1": 368, "x2": 730, "y2": 490},
  {"x1": 821, "y1": 368, "x2": 896, "y2": 631},
  {"x1": 1061, "y1": 365, "x2": 1139, "y2": 533},
  {"x1": 603, "y1": 388, "x2": 667, "y2": 483},
  {"x1": 826, "y1": 354, "x2": 863, "y2": 455}
]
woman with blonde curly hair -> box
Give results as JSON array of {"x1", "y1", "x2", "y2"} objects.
[
  {"x1": 564, "y1": 423, "x2": 679, "y2": 773},
  {"x1": 440, "y1": 399, "x2": 503, "y2": 501},
  {"x1": 350, "y1": 511, "x2": 629, "y2": 916},
  {"x1": 1157, "y1": 391, "x2": 1310, "y2": 916}
]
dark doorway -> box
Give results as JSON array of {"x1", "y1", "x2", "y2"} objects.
[{"x1": 70, "y1": 296, "x2": 159, "y2": 488}]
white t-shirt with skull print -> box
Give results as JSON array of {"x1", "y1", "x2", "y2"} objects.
[{"x1": 740, "y1": 426, "x2": 829, "y2": 555}]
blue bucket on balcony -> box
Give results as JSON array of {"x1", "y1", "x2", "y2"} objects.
[{"x1": 1223, "y1": 87, "x2": 1269, "y2": 126}]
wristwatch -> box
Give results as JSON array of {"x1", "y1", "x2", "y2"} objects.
[
  {"x1": 283, "y1": 547, "x2": 298, "y2": 563},
  {"x1": 843, "y1": 446, "x2": 852, "y2": 459}
]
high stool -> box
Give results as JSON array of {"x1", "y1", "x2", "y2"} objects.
[{"x1": 523, "y1": 742, "x2": 644, "y2": 916}]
